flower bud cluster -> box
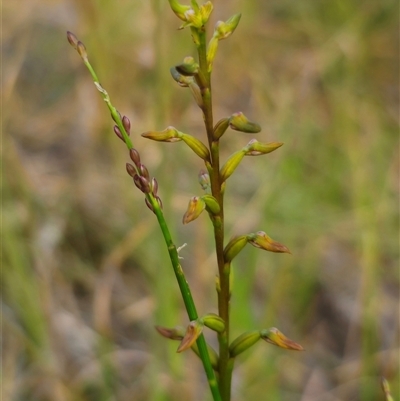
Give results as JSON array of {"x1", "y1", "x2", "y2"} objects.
[
  {"x1": 113, "y1": 112, "x2": 131, "y2": 143},
  {"x1": 67, "y1": 31, "x2": 88, "y2": 62},
  {"x1": 123, "y1": 125, "x2": 162, "y2": 212}
]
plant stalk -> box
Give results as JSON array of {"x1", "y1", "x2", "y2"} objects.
[
  {"x1": 152, "y1": 201, "x2": 221, "y2": 401},
  {"x1": 197, "y1": 28, "x2": 232, "y2": 401}
]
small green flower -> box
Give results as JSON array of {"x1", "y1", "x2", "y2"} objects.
[
  {"x1": 248, "y1": 231, "x2": 291, "y2": 254},
  {"x1": 180, "y1": 133, "x2": 211, "y2": 161},
  {"x1": 220, "y1": 149, "x2": 246, "y2": 182},
  {"x1": 244, "y1": 139, "x2": 283, "y2": 156},
  {"x1": 202, "y1": 194, "x2": 220, "y2": 215},
  {"x1": 229, "y1": 112, "x2": 261, "y2": 133},
  {"x1": 260, "y1": 328, "x2": 304, "y2": 351},
  {"x1": 207, "y1": 14, "x2": 241, "y2": 71},
  {"x1": 141, "y1": 126, "x2": 182, "y2": 142},
  {"x1": 213, "y1": 117, "x2": 230, "y2": 140},
  {"x1": 229, "y1": 331, "x2": 261, "y2": 358},
  {"x1": 224, "y1": 235, "x2": 248, "y2": 263},
  {"x1": 214, "y1": 13, "x2": 241, "y2": 40},
  {"x1": 202, "y1": 313, "x2": 225, "y2": 333}
]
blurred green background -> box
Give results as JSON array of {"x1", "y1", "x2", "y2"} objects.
[{"x1": 3, "y1": 0, "x2": 399, "y2": 400}]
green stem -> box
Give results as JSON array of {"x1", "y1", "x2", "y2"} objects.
[
  {"x1": 152, "y1": 202, "x2": 221, "y2": 401},
  {"x1": 80, "y1": 54, "x2": 222, "y2": 401},
  {"x1": 197, "y1": 29, "x2": 231, "y2": 401}
]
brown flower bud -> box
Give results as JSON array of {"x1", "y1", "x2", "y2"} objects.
[
  {"x1": 145, "y1": 198, "x2": 154, "y2": 212},
  {"x1": 138, "y1": 164, "x2": 149, "y2": 179},
  {"x1": 122, "y1": 116, "x2": 131, "y2": 134},
  {"x1": 155, "y1": 325, "x2": 185, "y2": 340},
  {"x1": 129, "y1": 148, "x2": 141, "y2": 166},
  {"x1": 114, "y1": 125, "x2": 124, "y2": 142},
  {"x1": 155, "y1": 196, "x2": 163, "y2": 210},
  {"x1": 140, "y1": 176, "x2": 151, "y2": 193},
  {"x1": 66, "y1": 31, "x2": 78, "y2": 49},
  {"x1": 133, "y1": 174, "x2": 150, "y2": 194},
  {"x1": 133, "y1": 174, "x2": 142, "y2": 190},
  {"x1": 77, "y1": 41, "x2": 88, "y2": 62},
  {"x1": 126, "y1": 163, "x2": 136, "y2": 177},
  {"x1": 151, "y1": 178, "x2": 158, "y2": 196}
]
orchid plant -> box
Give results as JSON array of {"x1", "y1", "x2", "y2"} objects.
[{"x1": 67, "y1": 1, "x2": 305, "y2": 400}]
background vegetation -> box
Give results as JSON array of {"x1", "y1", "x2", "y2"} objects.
[{"x1": 3, "y1": 0, "x2": 399, "y2": 400}]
